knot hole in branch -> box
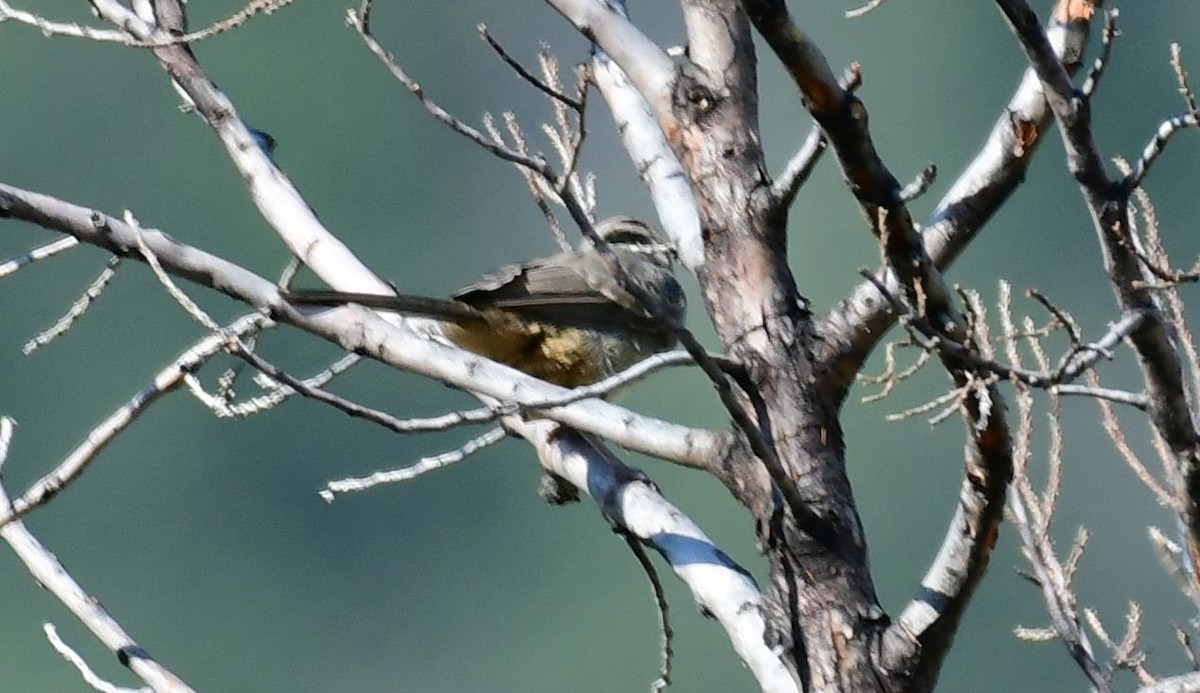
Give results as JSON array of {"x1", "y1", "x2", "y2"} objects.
[{"x1": 674, "y1": 76, "x2": 720, "y2": 124}]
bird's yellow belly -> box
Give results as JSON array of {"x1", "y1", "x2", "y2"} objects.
[{"x1": 443, "y1": 320, "x2": 657, "y2": 388}]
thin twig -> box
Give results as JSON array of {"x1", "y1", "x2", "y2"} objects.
[
  {"x1": 348, "y1": 4, "x2": 551, "y2": 173},
  {"x1": 864, "y1": 271, "x2": 1147, "y2": 389},
  {"x1": 128, "y1": 211, "x2": 221, "y2": 331},
  {"x1": 1150, "y1": 526, "x2": 1200, "y2": 608},
  {"x1": 1138, "y1": 672, "x2": 1200, "y2": 693},
  {"x1": 482, "y1": 113, "x2": 571, "y2": 251},
  {"x1": 0, "y1": 0, "x2": 127, "y2": 41},
  {"x1": 478, "y1": 25, "x2": 583, "y2": 111},
  {"x1": 620, "y1": 532, "x2": 673, "y2": 692},
  {"x1": 1080, "y1": 9, "x2": 1119, "y2": 98},
  {"x1": 1122, "y1": 111, "x2": 1200, "y2": 191},
  {"x1": 1090, "y1": 372, "x2": 1178, "y2": 509},
  {"x1": 859, "y1": 338, "x2": 933, "y2": 403},
  {"x1": 229, "y1": 344, "x2": 499, "y2": 431},
  {"x1": 773, "y1": 125, "x2": 826, "y2": 207},
  {"x1": 23, "y1": 256, "x2": 121, "y2": 355},
  {"x1": 129, "y1": 0, "x2": 298, "y2": 48},
  {"x1": 320, "y1": 427, "x2": 506, "y2": 500},
  {"x1": 1027, "y1": 288, "x2": 1081, "y2": 347},
  {"x1": 1172, "y1": 43, "x2": 1198, "y2": 115},
  {"x1": 234, "y1": 346, "x2": 702, "y2": 435},
  {"x1": 772, "y1": 65, "x2": 861, "y2": 209},
  {"x1": 1024, "y1": 318, "x2": 1062, "y2": 529},
  {"x1": 188, "y1": 352, "x2": 361, "y2": 418},
  {"x1": 44, "y1": 624, "x2": 149, "y2": 693},
  {"x1": 845, "y1": 0, "x2": 889, "y2": 19},
  {"x1": 899, "y1": 164, "x2": 938, "y2": 203},
  {"x1": 1052, "y1": 384, "x2": 1148, "y2": 410},
  {"x1": 0, "y1": 236, "x2": 79, "y2": 278},
  {"x1": 1000, "y1": 271, "x2": 1109, "y2": 690}
]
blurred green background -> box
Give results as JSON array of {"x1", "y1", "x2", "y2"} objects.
[{"x1": 2, "y1": 1, "x2": 1200, "y2": 691}]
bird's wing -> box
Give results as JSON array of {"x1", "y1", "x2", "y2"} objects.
[
  {"x1": 451, "y1": 251, "x2": 650, "y2": 328},
  {"x1": 452, "y1": 252, "x2": 596, "y2": 305}
]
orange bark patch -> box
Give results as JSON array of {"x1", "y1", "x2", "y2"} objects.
[{"x1": 1012, "y1": 117, "x2": 1039, "y2": 158}]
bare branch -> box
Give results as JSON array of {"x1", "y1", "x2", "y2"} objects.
[
  {"x1": 0, "y1": 314, "x2": 267, "y2": 530},
  {"x1": 590, "y1": 41, "x2": 703, "y2": 269},
  {"x1": 1122, "y1": 110, "x2": 1200, "y2": 191},
  {"x1": 320, "y1": 427, "x2": 506, "y2": 500},
  {"x1": 44, "y1": 623, "x2": 149, "y2": 693},
  {"x1": 544, "y1": 0, "x2": 677, "y2": 119},
  {"x1": 1113, "y1": 603, "x2": 1153, "y2": 684},
  {"x1": 1172, "y1": 623, "x2": 1199, "y2": 670},
  {"x1": 1092, "y1": 371, "x2": 1179, "y2": 509},
  {"x1": 0, "y1": 419, "x2": 196, "y2": 693},
  {"x1": 1052, "y1": 384, "x2": 1148, "y2": 410},
  {"x1": 1172, "y1": 43, "x2": 1198, "y2": 115},
  {"x1": 1117, "y1": 169, "x2": 1200, "y2": 414},
  {"x1": 772, "y1": 66, "x2": 862, "y2": 209},
  {"x1": 1149, "y1": 526, "x2": 1200, "y2": 607},
  {"x1": 0, "y1": 236, "x2": 79, "y2": 278},
  {"x1": 482, "y1": 113, "x2": 570, "y2": 251},
  {"x1": 994, "y1": 0, "x2": 1200, "y2": 573},
  {"x1": 1015, "y1": 626, "x2": 1059, "y2": 642},
  {"x1": 866, "y1": 275, "x2": 1148, "y2": 390},
  {"x1": 507, "y1": 418, "x2": 799, "y2": 693},
  {"x1": 0, "y1": 182, "x2": 722, "y2": 468},
  {"x1": 90, "y1": 0, "x2": 394, "y2": 299},
  {"x1": 23, "y1": 256, "x2": 120, "y2": 355},
  {"x1": 899, "y1": 164, "x2": 938, "y2": 203},
  {"x1": 1138, "y1": 672, "x2": 1200, "y2": 693},
  {"x1": 349, "y1": 5, "x2": 549, "y2": 174},
  {"x1": 1027, "y1": 288, "x2": 1082, "y2": 347},
  {"x1": 734, "y1": 21, "x2": 1017, "y2": 662},
  {"x1": 1063, "y1": 528, "x2": 1089, "y2": 585},
  {"x1": 742, "y1": 6, "x2": 1012, "y2": 586},
  {"x1": 821, "y1": 1, "x2": 1101, "y2": 396},
  {"x1": 128, "y1": 211, "x2": 221, "y2": 331},
  {"x1": 1081, "y1": 9, "x2": 1119, "y2": 98},
  {"x1": 188, "y1": 352, "x2": 362, "y2": 418},
  {"x1": 1001, "y1": 278, "x2": 1111, "y2": 691},
  {"x1": 1011, "y1": 474, "x2": 1110, "y2": 690},
  {"x1": 619, "y1": 532, "x2": 674, "y2": 692},
  {"x1": 233, "y1": 348, "x2": 705, "y2": 440},
  {"x1": 774, "y1": 125, "x2": 827, "y2": 208},
  {"x1": 130, "y1": 0, "x2": 298, "y2": 48},
  {"x1": 480, "y1": 25, "x2": 583, "y2": 110},
  {"x1": 0, "y1": 0, "x2": 127, "y2": 41},
  {"x1": 229, "y1": 343, "x2": 497, "y2": 433},
  {"x1": 845, "y1": 0, "x2": 889, "y2": 19},
  {"x1": 859, "y1": 338, "x2": 934, "y2": 403}
]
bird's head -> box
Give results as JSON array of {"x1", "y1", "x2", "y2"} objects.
[{"x1": 591, "y1": 216, "x2": 675, "y2": 266}]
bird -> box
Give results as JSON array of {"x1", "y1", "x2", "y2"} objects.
[{"x1": 282, "y1": 216, "x2": 686, "y2": 388}]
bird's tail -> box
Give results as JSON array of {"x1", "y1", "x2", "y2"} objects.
[{"x1": 281, "y1": 289, "x2": 488, "y2": 325}]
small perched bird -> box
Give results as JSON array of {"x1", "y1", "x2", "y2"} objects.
[{"x1": 283, "y1": 216, "x2": 686, "y2": 387}]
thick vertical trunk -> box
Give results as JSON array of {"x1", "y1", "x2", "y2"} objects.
[{"x1": 666, "y1": 23, "x2": 888, "y2": 686}]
